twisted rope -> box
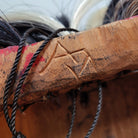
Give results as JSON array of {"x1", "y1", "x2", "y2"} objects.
[
  {"x1": 3, "y1": 27, "x2": 102, "y2": 138},
  {"x1": 85, "y1": 82, "x2": 102, "y2": 138},
  {"x1": 3, "y1": 28, "x2": 78, "y2": 138},
  {"x1": 66, "y1": 91, "x2": 77, "y2": 138}
]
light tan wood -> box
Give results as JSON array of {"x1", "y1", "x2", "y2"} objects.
[
  {"x1": 0, "y1": 17, "x2": 138, "y2": 106},
  {"x1": 0, "y1": 74, "x2": 137, "y2": 138}
]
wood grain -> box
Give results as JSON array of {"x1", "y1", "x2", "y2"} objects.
[
  {"x1": 0, "y1": 74, "x2": 137, "y2": 138},
  {"x1": 0, "y1": 17, "x2": 138, "y2": 106}
]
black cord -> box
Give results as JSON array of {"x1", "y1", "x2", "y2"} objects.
[
  {"x1": 3, "y1": 28, "x2": 78, "y2": 138},
  {"x1": 66, "y1": 91, "x2": 77, "y2": 138},
  {"x1": 65, "y1": 82, "x2": 102, "y2": 138},
  {"x1": 3, "y1": 26, "x2": 102, "y2": 138},
  {"x1": 85, "y1": 82, "x2": 102, "y2": 138},
  {"x1": 3, "y1": 27, "x2": 56, "y2": 136},
  {"x1": 3, "y1": 27, "x2": 39, "y2": 134}
]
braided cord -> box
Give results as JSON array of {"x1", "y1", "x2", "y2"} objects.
[
  {"x1": 85, "y1": 82, "x2": 102, "y2": 138},
  {"x1": 3, "y1": 26, "x2": 102, "y2": 138},
  {"x1": 66, "y1": 82, "x2": 102, "y2": 138},
  {"x1": 3, "y1": 28, "x2": 37, "y2": 134},
  {"x1": 66, "y1": 92, "x2": 76, "y2": 138},
  {"x1": 3, "y1": 28, "x2": 78, "y2": 137}
]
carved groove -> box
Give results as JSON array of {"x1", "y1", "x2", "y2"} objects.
[
  {"x1": 39, "y1": 44, "x2": 58, "y2": 75},
  {"x1": 0, "y1": 17, "x2": 138, "y2": 106},
  {"x1": 83, "y1": 49, "x2": 98, "y2": 73},
  {"x1": 65, "y1": 64, "x2": 79, "y2": 81},
  {"x1": 79, "y1": 56, "x2": 89, "y2": 75},
  {"x1": 39, "y1": 40, "x2": 95, "y2": 79},
  {"x1": 57, "y1": 41, "x2": 78, "y2": 64}
]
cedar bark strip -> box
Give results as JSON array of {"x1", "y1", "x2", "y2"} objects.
[{"x1": 0, "y1": 17, "x2": 138, "y2": 106}]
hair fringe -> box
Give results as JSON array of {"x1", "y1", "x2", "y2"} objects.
[
  {"x1": 104, "y1": 0, "x2": 138, "y2": 24},
  {"x1": 114, "y1": 0, "x2": 138, "y2": 20}
]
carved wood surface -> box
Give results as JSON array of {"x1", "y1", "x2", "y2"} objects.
[{"x1": 0, "y1": 17, "x2": 138, "y2": 106}]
